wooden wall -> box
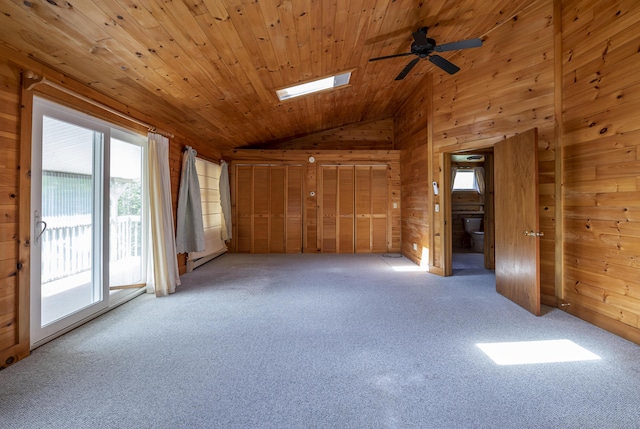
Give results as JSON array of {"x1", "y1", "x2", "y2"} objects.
[
  {"x1": 0, "y1": 57, "x2": 24, "y2": 369},
  {"x1": 432, "y1": 0, "x2": 557, "y2": 305},
  {"x1": 247, "y1": 119, "x2": 394, "y2": 150},
  {"x1": 560, "y1": 0, "x2": 640, "y2": 343},
  {"x1": 226, "y1": 150, "x2": 401, "y2": 254},
  {"x1": 396, "y1": 0, "x2": 558, "y2": 296},
  {"x1": 394, "y1": 88, "x2": 430, "y2": 266}
]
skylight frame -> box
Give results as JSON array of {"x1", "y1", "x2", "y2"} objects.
[{"x1": 275, "y1": 71, "x2": 353, "y2": 101}]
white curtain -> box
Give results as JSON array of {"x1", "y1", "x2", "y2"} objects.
[
  {"x1": 176, "y1": 146, "x2": 205, "y2": 253},
  {"x1": 474, "y1": 167, "x2": 485, "y2": 195},
  {"x1": 147, "y1": 132, "x2": 181, "y2": 296},
  {"x1": 219, "y1": 160, "x2": 232, "y2": 241}
]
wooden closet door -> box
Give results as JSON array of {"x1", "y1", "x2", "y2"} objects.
[
  {"x1": 355, "y1": 166, "x2": 388, "y2": 253},
  {"x1": 321, "y1": 166, "x2": 338, "y2": 253},
  {"x1": 234, "y1": 165, "x2": 302, "y2": 253},
  {"x1": 371, "y1": 166, "x2": 388, "y2": 253},
  {"x1": 286, "y1": 166, "x2": 303, "y2": 253},
  {"x1": 236, "y1": 166, "x2": 253, "y2": 253},
  {"x1": 253, "y1": 166, "x2": 270, "y2": 253},
  {"x1": 355, "y1": 166, "x2": 372, "y2": 252},
  {"x1": 338, "y1": 166, "x2": 355, "y2": 253}
]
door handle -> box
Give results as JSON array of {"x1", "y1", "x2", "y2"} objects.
[
  {"x1": 34, "y1": 210, "x2": 47, "y2": 245},
  {"x1": 524, "y1": 230, "x2": 543, "y2": 237}
]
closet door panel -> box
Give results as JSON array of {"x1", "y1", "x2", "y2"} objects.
[
  {"x1": 252, "y1": 167, "x2": 270, "y2": 253},
  {"x1": 372, "y1": 167, "x2": 388, "y2": 215},
  {"x1": 355, "y1": 218, "x2": 371, "y2": 253},
  {"x1": 269, "y1": 167, "x2": 286, "y2": 253},
  {"x1": 372, "y1": 218, "x2": 388, "y2": 252},
  {"x1": 286, "y1": 166, "x2": 303, "y2": 253},
  {"x1": 321, "y1": 167, "x2": 337, "y2": 253},
  {"x1": 372, "y1": 167, "x2": 388, "y2": 252},
  {"x1": 236, "y1": 166, "x2": 253, "y2": 252},
  {"x1": 355, "y1": 166, "x2": 373, "y2": 253},
  {"x1": 338, "y1": 167, "x2": 354, "y2": 253}
]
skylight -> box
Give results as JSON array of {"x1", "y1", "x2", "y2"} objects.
[{"x1": 276, "y1": 71, "x2": 352, "y2": 101}]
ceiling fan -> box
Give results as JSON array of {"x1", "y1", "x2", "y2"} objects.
[{"x1": 368, "y1": 27, "x2": 483, "y2": 80}]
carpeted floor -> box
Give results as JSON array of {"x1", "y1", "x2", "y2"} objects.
[{"x1": 1, "y1": 253, "x2": 638, "y2": 429}]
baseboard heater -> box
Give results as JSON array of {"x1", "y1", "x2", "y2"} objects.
[{"x1": 187, "y1": 248, "x2": 227, "y2": 272}]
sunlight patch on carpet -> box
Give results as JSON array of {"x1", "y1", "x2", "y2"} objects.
[{"x1": 477, "y1": 339, "x2": 601, "y2": 365}]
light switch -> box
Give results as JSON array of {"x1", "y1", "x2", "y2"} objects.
[{"x1": 435, "y1": 204, "x2": 440, "y2": 212}]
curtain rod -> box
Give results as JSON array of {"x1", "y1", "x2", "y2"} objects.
[{"x1": 23, "y1": 70, "x2": 174, "y2": 138}]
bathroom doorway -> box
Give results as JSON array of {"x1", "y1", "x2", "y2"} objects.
[{"x1": 447, "y1": 150, "x2": 495, "y2": 273}]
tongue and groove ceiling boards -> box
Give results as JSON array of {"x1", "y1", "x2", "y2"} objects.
[{"x1": 0, "y1": 0, "x2": 529, "y2": 148}]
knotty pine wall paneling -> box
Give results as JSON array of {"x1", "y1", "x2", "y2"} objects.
[
  {"x1": 560, "y1": 0, "x2": 640, "y2": 343},
  {"x1": 0, "y1": 58, "x2": 25, "y2": 369},
  {"x1": 394, "y1": 85, "x2": 430, "y2": 267},
  {"x1": 428, "y1": 0, "x2": 558, "y2": 304}
]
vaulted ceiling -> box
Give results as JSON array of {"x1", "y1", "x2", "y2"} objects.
[{"x1": 0, "y1": 0, "x2": 529, "y2": 149}]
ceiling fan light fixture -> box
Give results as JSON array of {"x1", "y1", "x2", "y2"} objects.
[{"x1": 276, "y1": 71, "x2": 352, "y2": 101}]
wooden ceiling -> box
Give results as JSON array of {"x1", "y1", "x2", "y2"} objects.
[{"x1": 0, "y1": 0, "x2": 529, "y2": 149}]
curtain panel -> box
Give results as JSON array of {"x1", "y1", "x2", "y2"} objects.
[
  {"x1": 176, "y1": 146, "x2": 205, "y2": 253},
  {"x1": 219, "y1": 160, "x2": 232, "y2": 241},
  {"x1": 147, "y1": 132, "x2": 181, "y2": 296}
]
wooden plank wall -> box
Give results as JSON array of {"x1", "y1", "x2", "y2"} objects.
[
  {"x1": 247, "y1": 119, "x2": 394, "y2": 150},
  {"x1": 401, "y1": 0, "x2": 557, "y2": 301},
  {"x1": 560, "y1": 0, "x2": 640, "y2": 343},
  {"x1": 226, "y1": 150, "x2": 401, "y2": 254},
  {"x1": 433, "y1": 0, "x2": 557, "y2": 302},
  {"x1": 0, "y1": 58, "x2": 24, "y2": 369},
  {"x1": 394, "y1": 88, "x2": 430, "y2": 266}
]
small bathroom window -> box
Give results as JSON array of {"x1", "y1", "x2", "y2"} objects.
[
  {"x1": 452, "y1": 170, "x2": 476, "y2": 190},
  {"x1": 452, "y1": 167, "x2": 485, "y2": 194}
]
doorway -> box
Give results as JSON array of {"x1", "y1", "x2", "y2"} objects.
[
  {"x1": 30, "y1": 97, "x2": 148, "y2": 347},
  {"x1": 448, "y1": 150, "x2": 495, "y2": 273},
  {"x1": 441, "y1": 129, "x2": 541, "y2": 315}
]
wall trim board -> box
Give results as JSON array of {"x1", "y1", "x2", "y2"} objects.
[{"x1": 562, "y1": 302, "x2": 640, "y2": 345}]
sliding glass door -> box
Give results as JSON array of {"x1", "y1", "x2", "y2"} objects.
[{"x1": 31, "y1": 97, "x2": 147, "y2": 347}]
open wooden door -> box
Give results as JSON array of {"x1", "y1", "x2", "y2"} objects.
[{"x1": 494, "y1": 128, "x2": 541, "y2": 315}]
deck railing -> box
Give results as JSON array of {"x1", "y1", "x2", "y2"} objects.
[{"x1": 41, "y1": 215, "x2": 142, "y2": 283}]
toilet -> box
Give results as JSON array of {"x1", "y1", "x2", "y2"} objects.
[{"x1": 463, "y1": 218, "x2": 485, "y2": 253}]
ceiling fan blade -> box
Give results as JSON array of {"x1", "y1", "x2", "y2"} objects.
[
  {"x1": 395, "y1": 57, "x2": 420, "y2": 80},
  {"x1": 428, "y1": 55, "x2": 460, "y2": 74},
  {"x1": 368, "y1": 52, "x2": 414, "y2": 62},
  {"x1": 434, "y1": 38, "x2": 482, "y2": 52}
]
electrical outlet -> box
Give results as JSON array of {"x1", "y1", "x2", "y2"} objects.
[
  {"x1": 412, "y1": 243, "x2": 418, "y2": 251},
  {"x1": 435, "y1": 204, "x2": 440, "y2": 212}
]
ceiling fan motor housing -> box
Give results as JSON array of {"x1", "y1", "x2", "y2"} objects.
[{"x1": 411, "y1": 39, "x2": 437, "y2": 58}]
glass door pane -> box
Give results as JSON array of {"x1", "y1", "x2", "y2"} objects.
[
  {"x1": 109, "y1": 138, "x2": 144, "y2": 287},
  {"x1": 39, "y1": 116, "x2": 103, "y2": 326},
  {"x1": 31, "y1": 105, "x2": 109, "y2": 346}
]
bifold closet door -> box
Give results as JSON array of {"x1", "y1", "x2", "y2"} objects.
[
  {"x1": 320, "y1": 166, "x2": 354, "y2": 253},
  {"x1": 320, "y1": 165, "x2": 388, "y2": 253},
  {"x1": 355, "y1": 166, "x2": 388, "y2": 253},
  {"x1": 235, "y1": 165, "x2": 302, "y2": 253}
]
